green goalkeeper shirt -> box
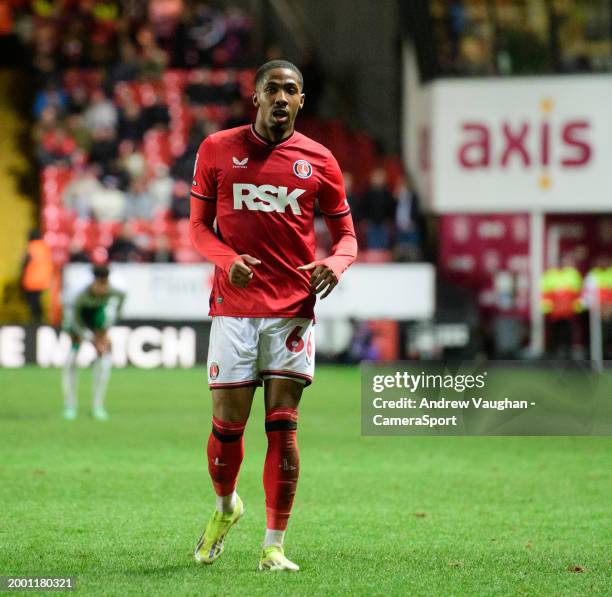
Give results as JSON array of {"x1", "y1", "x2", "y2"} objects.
[{"x1": 64, "y1": 285, "x2": 126, "y2": 338}]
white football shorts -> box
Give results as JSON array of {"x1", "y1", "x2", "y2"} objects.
[{"x1": 207, "y1": 316, "x2": 315, "y2": 388}]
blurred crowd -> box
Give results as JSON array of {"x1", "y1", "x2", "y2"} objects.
[
  {"x1": 4, "y1": 0, "x2": 253, "y2": 74},
  {"x1": 327, "y1": 169, "x2": 425, "y2": 263},
  {"x1": 431, "y1": 0, "x2": 612, "y2": 76},
  {"x1": 23, "y1": 2, "x2": 424, "y2": 266},
  {"x1": 36, "y1": 64, "x2": 254, "y2": 264}
]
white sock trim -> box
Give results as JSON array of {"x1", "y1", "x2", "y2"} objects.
[
  {"x1": 263, "y1": 529, "x2": 285, "y2": 548},
  {"x1": 216, "y1": 491, "x2": 237, "y2": 514},
  {"x1": 92, "y1": 353, "x2": 112, "y2": 409},
  {"x1": 62, "y1": 348, "x2": 79, "y2": 408}
]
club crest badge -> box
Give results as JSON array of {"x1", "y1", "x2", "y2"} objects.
[
  {"x1": 293, "y1": 159, "x2": 312, "y2": 179},
  {"x1": 209, "y1": 362, "x2": 219, "y2": 380}
]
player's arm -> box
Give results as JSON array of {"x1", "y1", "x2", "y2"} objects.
[
  {"x1": 96, "y1": 288, "x2": 125, "y2": 330},
  {"x1": 72, "y1": 293, "x2": 94, "y2": 342},
  {"x1": 90, "y1": 291, "x2": 123, "y2": 355},
  {"x1": 104, "y1": 289, "x2": 126, "y2": 328},
  {"x1": 189, "y1": 137, "x2": 260, "y2": 288},
  {"x1": 298, "y1": 153, "x2": 358, "y2": 299},
  {"x1": 116, "y1": 290, "x2": 126, "y2": 321}
]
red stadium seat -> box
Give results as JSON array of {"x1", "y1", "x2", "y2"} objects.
[
  {"x1": 163, "y1": 69, "x2": 190, "y2": 93},
  {"x1": 42, "y1": 66, "x2": 394, "y2": 276},
  {"x1": 173, "y1": 246, "x2": 204, "y2": 263},
  {"x1": 359, "y1": 249, "x2": 393, "y2": 263}
]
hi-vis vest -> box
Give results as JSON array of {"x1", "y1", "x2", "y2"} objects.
[
  {"x1": 584, "y1": 267, "x2": 612, "y2": 307},
  {"x1": 540, "y1": 267, "x2": 583, "y2": 319},
  {"x1": 22, "y1": 240, "x2": 53, "y2": 291}
]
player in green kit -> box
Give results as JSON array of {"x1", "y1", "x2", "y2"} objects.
[{"x1": 62, "y1": 264, "x2": 125, "y2": 421}]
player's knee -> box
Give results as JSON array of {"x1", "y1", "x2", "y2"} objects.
[
  {"x1": 265, "y1": 379, "x2": 303, "y2": 411},
  {"x1": 211, "y1": 387, "x2": 255, "y2": 421}
]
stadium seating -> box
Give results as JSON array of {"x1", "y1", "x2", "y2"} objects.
[{"x1": 39, "y1": 66, "x2": 405, "y2": 268}]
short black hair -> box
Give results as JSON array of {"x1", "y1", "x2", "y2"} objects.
[
  {"x1": 93, "y1": 264, "x2": 110, "y2": 279},
  {"x1": 255, "y1": 60, "x2": 304, "y2": 90}
]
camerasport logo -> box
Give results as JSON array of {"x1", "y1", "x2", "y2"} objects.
[
  {"x1": 456, "y1": 98, "x2": 592, "y2": 189},
  {"x1": 209, "y1": 362, "x2": 219, "y2": 380}
]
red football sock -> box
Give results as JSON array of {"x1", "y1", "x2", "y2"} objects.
[
  {"x1": 207, "y1": 416, "x2": 246, "y2": 496},
  {"x1": 263, "y1": 408, "x2": 300, "y2": 531}
]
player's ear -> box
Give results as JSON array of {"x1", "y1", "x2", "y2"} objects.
[
  {"x1": 252, "y1": 90, "x2": 259, "y2": 107},
  {"x1": 299, "y1": 93, "x2": 305, "y2": 110}
]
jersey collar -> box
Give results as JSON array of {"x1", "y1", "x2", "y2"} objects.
[{"x1": 249, "y1": 124, "x2": 296, "y2": 149}]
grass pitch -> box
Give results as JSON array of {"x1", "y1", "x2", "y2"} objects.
[{"x1": 0, "y1": 366, "x2": 611, "y2": 596}]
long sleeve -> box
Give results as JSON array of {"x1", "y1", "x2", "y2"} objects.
[
  {"x1": 71, "y1": 293, "x2": 93, "y2": 340},
  {"x1": 321, "y1": 213, "x2": 358, "y2": 279},
  {"x1": 103, "y1": 289, "x2": 126, "y2": 329},
  {"x1": 189, "y1": 196, "x2": 239, "y2": 273}
]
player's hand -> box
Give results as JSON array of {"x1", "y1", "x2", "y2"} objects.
[
  {"x1": 297, "y1": 262, "x2": 338, "y2": 299},
  {"x1": 229, "y1": 254, "x2": 261, "y2": 288},
  {"x1": 93, "y1": 333, "x2": 110, "y2": 355}
]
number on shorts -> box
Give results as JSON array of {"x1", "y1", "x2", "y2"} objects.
[
  {"x1": 286, "y1": 326, "x2": 304, "y2": 353},
  {"x1": 306, "y1": 331, "x2": 313, "y2": 361}
]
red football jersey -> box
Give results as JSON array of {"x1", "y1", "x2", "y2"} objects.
[{"x1": 191, "y1": 125, "x2": 351, "y2": 318}]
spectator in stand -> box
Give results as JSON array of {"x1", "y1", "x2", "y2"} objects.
[
  {"x1": 125, "y1": 177, "x2": 156, "y2": 220},
  {"x1": 103, "y1": 154, "x2": 131, "y2": 192},
  {"x1": 31, "y1": 21, "x2": 59, "y2": 77},
  {"x1": 20, "y1": 230, "x2": 53, "y2": 323},
  {"x1": 90, "y1": 175, "x2": 126, "y2": 222},
  {"x1": 118, "y1": 139, "x2": 146, "y2": 181},
  {"x1": 136, "y1": 25, "x2": 168, "y2": 80},
  {"x1": 105, "y1": 41, "x2": 140, "y2": 89},
  {"x1": 88, "y1": 0, "x2": 122, "y2": 65},
  {"x1": 151, "y1": 234, "x2": 175, "y2": 263},
  {"x1": 37, "y1": 127, "x2": 77, "y2": 166},
  {"x1": 33, "y1": 81, "x2": 68, "y2": 118},
  {"x1": 148, "y1": 164, "x2": 174, "y2": 213},
  {"x1": 298, "y1": 49, "x2": 324, "y2": 116},
  {"x1": 68, "y1": 238, "x2": 91, "y2": 263},
  {"x1": 89, "y1": 127, "x2": 119, "y2": 169},
  {"x1": 222, "y1": 6, "x2": 253, "y2": 66},
  {"x1": 65, "y1": 113, "x2": 91, "y2": 152},
  {"x1": 223, "y1": 98, "x2": 249, "y2": 129},
  {"x1": 342, "y1": 171, "x2": 365, "y2": 248},
  {"x1": 108, "y1": 222, "x2": 147, "y2": 262},
  {"x1": 169, "y1": 180, "x2": 190, "y2": 220},
  {"x1": 186, "y1": 3, "x2": 226, "y2": 65},
  {"x1": 362, "y1": 167, "x2": 395, "y2": 250},
  {"x1": 57, "y1": 14, "x2": 88, "y2": 69},
  {"x1": 219, "y1": 68, "x2": 242, "y2": 102},
  {"x1": 141, "y1": 88, "x2": 170, "y2": 130},
  {"x1": 118, "y1": 100, "x2": 145, "y2": 142},
  {"x1": 342, "y1": 171, "x2": 360, "y2": 220},
  {"x1": 186, "y1": 68, "x2": 218, "y2": 105},
  {"x1": 171, "y1": 119, "x2": 218, "y2": 182},
  {"x1": 67, "y1": 83, "x2": 90, "y2": 115},
  {"x1": 338, "y1": 318, "x2": 380, "y2": 363},
  {"x1": 62, "y1": 165, "x2": 103, "y2": 218},
  {"x1": 33, "y1": 105, "x2": 60, "y2": 145},
  {"x1": 148, "y1": 0, "x2": 189, "y2": 68},
  {"x1": 393, "y1": 175, "x2": 423, "y2": 262},
  {"x1": 84, "y1": 89, "x2": 118, "y2": 132}
]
